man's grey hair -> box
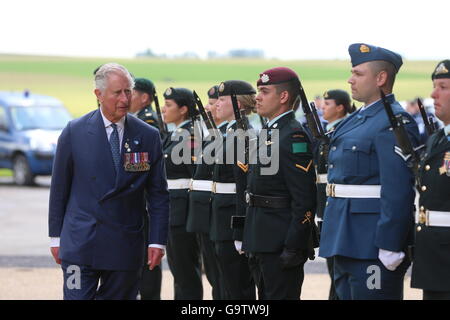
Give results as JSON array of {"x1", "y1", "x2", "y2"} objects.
[{"x1": 94, "y1": 63, "x2": 135, "y2": 92}]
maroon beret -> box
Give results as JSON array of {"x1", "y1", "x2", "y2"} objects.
[{"x1": 256, "y1": 67, "x2": 299, "y2": 87}]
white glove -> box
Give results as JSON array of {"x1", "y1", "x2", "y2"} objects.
[
  {"x1": 234, "y1": 241, "x2": 244, "y2": 255},
  {"x1": 378, "y1": 248, "x2": 405, "y2": 271}
]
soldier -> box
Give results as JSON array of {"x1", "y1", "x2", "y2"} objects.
[
  {"x1": 315, "y1": 89, "x2": 354, "y2": 300},
  {"x1": 210, "y1": 80, "x2": 256, "y2": 300},
  {"x1": 205, "y1": 85, "x2": 220, "y2": 124},
  {"x1": 128, "y1": 77, "x2": 163, "y2": 300},
  {"x1": 186, "y1": 86, "x2": 228, "y2": 299},
  {"x1": 242, "y1": 67, "x2": 317, "y2": 299},
  {"x1": 406, "y1": 98, "x2": 440, "y2": 144},
  {"x1": 162, "y1": 87, "x2": 202, "y2": 299},
  {"x1": 130, "y1": 78, "x2": 160, "y2": 131},
  {"x1": 411, "y1": 60, "x2": 450, "y2": 300},
  {"x1": 319, "y1": 43, "x2": 420, "y2": 299}
]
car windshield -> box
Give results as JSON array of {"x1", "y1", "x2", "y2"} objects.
[{"x1": 10, "y1": 106, "x2": 72, "y2": 130}]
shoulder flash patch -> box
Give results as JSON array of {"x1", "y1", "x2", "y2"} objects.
[{"x1": 292, "y1": 142, "x2": 307, "y2": 153}]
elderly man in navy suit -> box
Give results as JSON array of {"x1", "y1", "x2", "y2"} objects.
[
  {"x1": 319, "y1": 44, "x2": 420, "y2": 299},
  {"x1": 48, "y1": 63, "x2": 169, "y2": 300}
]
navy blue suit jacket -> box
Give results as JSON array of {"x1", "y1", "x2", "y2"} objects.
[{"x1": 48, "y1": 109, "x2": 169, "y2": 271}]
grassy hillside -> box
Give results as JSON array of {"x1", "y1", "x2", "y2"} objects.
[{"x1": 0, "y1": 54, "x2": 438, "y2": 118}]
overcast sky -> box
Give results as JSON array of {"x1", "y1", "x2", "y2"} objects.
[{"x1": 1, "y1": 0, "x2": 448, "y2": 60}]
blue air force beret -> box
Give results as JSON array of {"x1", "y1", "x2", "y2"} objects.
[
  {"x1": 431, "y1": 60, "x2": 450, "y2": 80},
  {"x1": 134, "y1": 78, "x2": 155, "y2": 95},
  {"x1": 218, "y1": 80, "x2": 256, "y2": 97},
  {"x1": 348, "y1": 43, "x2": 403, "y2": 72},
  {"x1": 257, "y1": 67, "x2": 299, "y2": 87}
]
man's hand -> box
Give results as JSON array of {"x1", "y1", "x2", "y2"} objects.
[
  {"x1": 378, "y1": 248, "x2": 405, "y2": 271},
  {"x1": 50, "y1": 247, "x2": 61, "y2": 265},
  {"x1": 148, "y1": 247, "x2": 165, "y2": 270},
  {"x1": 279, "y1": 247, "x2": 307, "y2": 269}
]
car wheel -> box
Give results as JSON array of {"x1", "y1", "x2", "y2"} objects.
[{"x1": 13, "y1": 154, "x2": 35, "y2": 186}]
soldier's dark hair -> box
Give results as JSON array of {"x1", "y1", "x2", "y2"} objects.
[
  {"x1": 274, "y1": 80, "x2": 300, "y2": 110},
  {"x1": 369, "y1": 60, "x2": 397, "y2": 91}
]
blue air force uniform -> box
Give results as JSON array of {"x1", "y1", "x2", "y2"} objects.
[{"x1": 319, "y1": 43, "x2": 420, "y2": 300}]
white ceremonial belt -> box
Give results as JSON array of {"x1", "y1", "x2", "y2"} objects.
[
  {"x1": 326, "y1": 183, "x2": 381, "y2": 198},
  {"x1": 212, "y1": 182, "x2": 236, "y2": 194},
  {"x1": 316, "y1": 174, "x2": 328, "y2": 184},
  {"x1": 167, "y1": 178, "x2": 191, "y2": 190},
  {"x1": 416, "y1": 210, "x2": 450, "y2": 227},
  {"x1": 191, "y1": 180, "x2": 213, "y2": 192}
]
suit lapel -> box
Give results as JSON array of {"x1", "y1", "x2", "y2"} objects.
[{"x1": 86, "y1": 110, "x2": 116, "y2": 197}]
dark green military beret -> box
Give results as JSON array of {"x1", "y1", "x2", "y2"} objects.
[
  {"x1": 134, "y1": 78, "x2": 155, "y2": 95},
  {"x1": 431, "y1": 60, "x2": 450, "y2": 80},
  {"x1": 218, "y1": 80, "x2": 256, "y2": 97},
  {"x1": 207, "y1": 85, "x2": 219, "y2": 99},
  {"x1": 163, "y1": 87, "x2": 196, "y2": 108}
]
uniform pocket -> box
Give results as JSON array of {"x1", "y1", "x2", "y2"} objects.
[
  {"x1": 169, "y1": 190, "x2": 189, "y2": 227},
  {"x1": 342, "y1": 139, "x2": 372, "y2": 176}
]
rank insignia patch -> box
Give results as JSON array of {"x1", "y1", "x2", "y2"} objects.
[
  {"x1": 295, "y1": 160, "x2": 312, "y2": 172},
  {"x1": 237, "y1": 161, "x2": 249, "y2": 173}
]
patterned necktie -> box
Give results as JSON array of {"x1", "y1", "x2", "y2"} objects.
[{"x1": 109, "y1": 123, "x2": 121, "y2": 172}]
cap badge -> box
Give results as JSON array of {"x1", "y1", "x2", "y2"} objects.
[
  {"x1": 261, "y1": 74, "x2": 270, "y2": 83},
  {"x1": 435, "y1": 63, "x2": 449, "y2": 76},
  {"x1": 360, "y1": 44, "x2": 370, "y2": 53},
  {"x1": 323, "y1": 91, "x2": 329, "y2": 99},
  {"x1": 219, "y1": 82, "x2": 225, "y2": 93},
  {"x1": 165, "y1": 88, "x2": 172, "y2": 96},
  {"x1": 209, "y1": 87, "x2": 215, "y2": 96}
]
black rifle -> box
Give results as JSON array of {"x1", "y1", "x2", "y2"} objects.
[
  {"x1": 380, "y1": 89, "x2": 420, "y2": 175},
  {"x1": 193, "y1": 90, "x2": 215, "y2": 130},
  {"x1": 230, "y1": 88, "x2": 249, "y2": 131},
  {"x1": 417, "y1": 97, "x2": 436, "y2": 136},
  {"x1": 152, "y1": 91, "x2": 168, "y2": 135},
  {"x1": 296, "y1": 81, "x2": 326, "y2": 140}
]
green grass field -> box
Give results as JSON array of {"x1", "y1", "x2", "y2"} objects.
[{"x1": 0, "y1": 54, "x2": 438, "y2": 118}]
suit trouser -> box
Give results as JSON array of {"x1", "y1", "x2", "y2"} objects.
[
  {"x1": 166, "y1": 225, "x2": 203, "y2": 299},
  {"x1": 61, "y1": 261, "x2": 141, "y2": 300},
  {"x1": 198, "y1": 232, "x2": 226, "y2": 300},
  {"x1": 139, "y1": 215, "x2": 162, "y2": 300},
  {"x1": 214, "y1": 240, "x2": 256, "y2": 300},
  {"x1": 248, "y1": 252, "x2": 305, "y2": 300},
  {"x1": 333, "y1": 255, "x2": 410, "y2": 300}
]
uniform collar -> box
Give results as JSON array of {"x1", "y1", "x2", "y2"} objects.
[
  {"x1": 326, "y1": 116, "x2": 346, "y2": 132},
  {"x1": 217, "y1": 121, "x2": 228, "y2": 129},
  {"x1": 267, "y1": 110, "x2": 293, "y2": 128},
  {"x1": 444, "y1": 124, "x2": 450, "y2": 136},
  {"x1": 226, "y1": 119, "x2": 237, "y2": 130},
  {"x1": 176, "y1": 119, "x2": 191, "y2": 130},
  {"x1": 100, "y1": 108, "x2": 126, "y2": 130},
  {"x1": 360, "y1": 93, "x2": 394, "y2": 112}
]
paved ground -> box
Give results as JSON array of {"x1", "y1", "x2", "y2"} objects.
[{"x1": 0, "y1": 176, "x2": 422, "y2": 300}]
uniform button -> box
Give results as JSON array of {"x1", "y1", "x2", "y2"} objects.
[
  {"x1": 329, "y1": 164, "x2": 334, "y2": 169},
  {"x1": 164, "y1": 154, "x2": 168, "y2": 158},
  {"x1": 326, "y1": 201, "x2": 329, "y2": 206},
  {"x1": 352, "y1": 146, "x2": 356, "y2": 151},
  {"x1": 421, "y1": 185, "x2": 427, "y2": 192},
  {"x1": 420, "y1": 206, "x2": 425, "y2": 211},
  {"x1": 130, "y1": 184, "x2": 134, "y2": 188},
  {"x1": 331, "y1": 146, "x2": 336, "y2": 151},
  {"x1": 417, "y1": 226, "x2": 422, "y2": 232},
  {"x1": 425, "y1": 165, "x2": 431, "y2": 171},
  {"x1": 320, "y1": 152, "x2": 323, "y2": 155}
]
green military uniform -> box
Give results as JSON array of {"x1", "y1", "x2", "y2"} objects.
[
  {"x1": 411, "y1": 60, "x2": 450, "y2": 300},
  {"x1": 136, "y1": 106, "x2": 159, "y2": 130}
]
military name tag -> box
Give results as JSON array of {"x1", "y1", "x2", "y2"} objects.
[{"x1": 124, "y1": 152, "x2": 150, "y2": 172}]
